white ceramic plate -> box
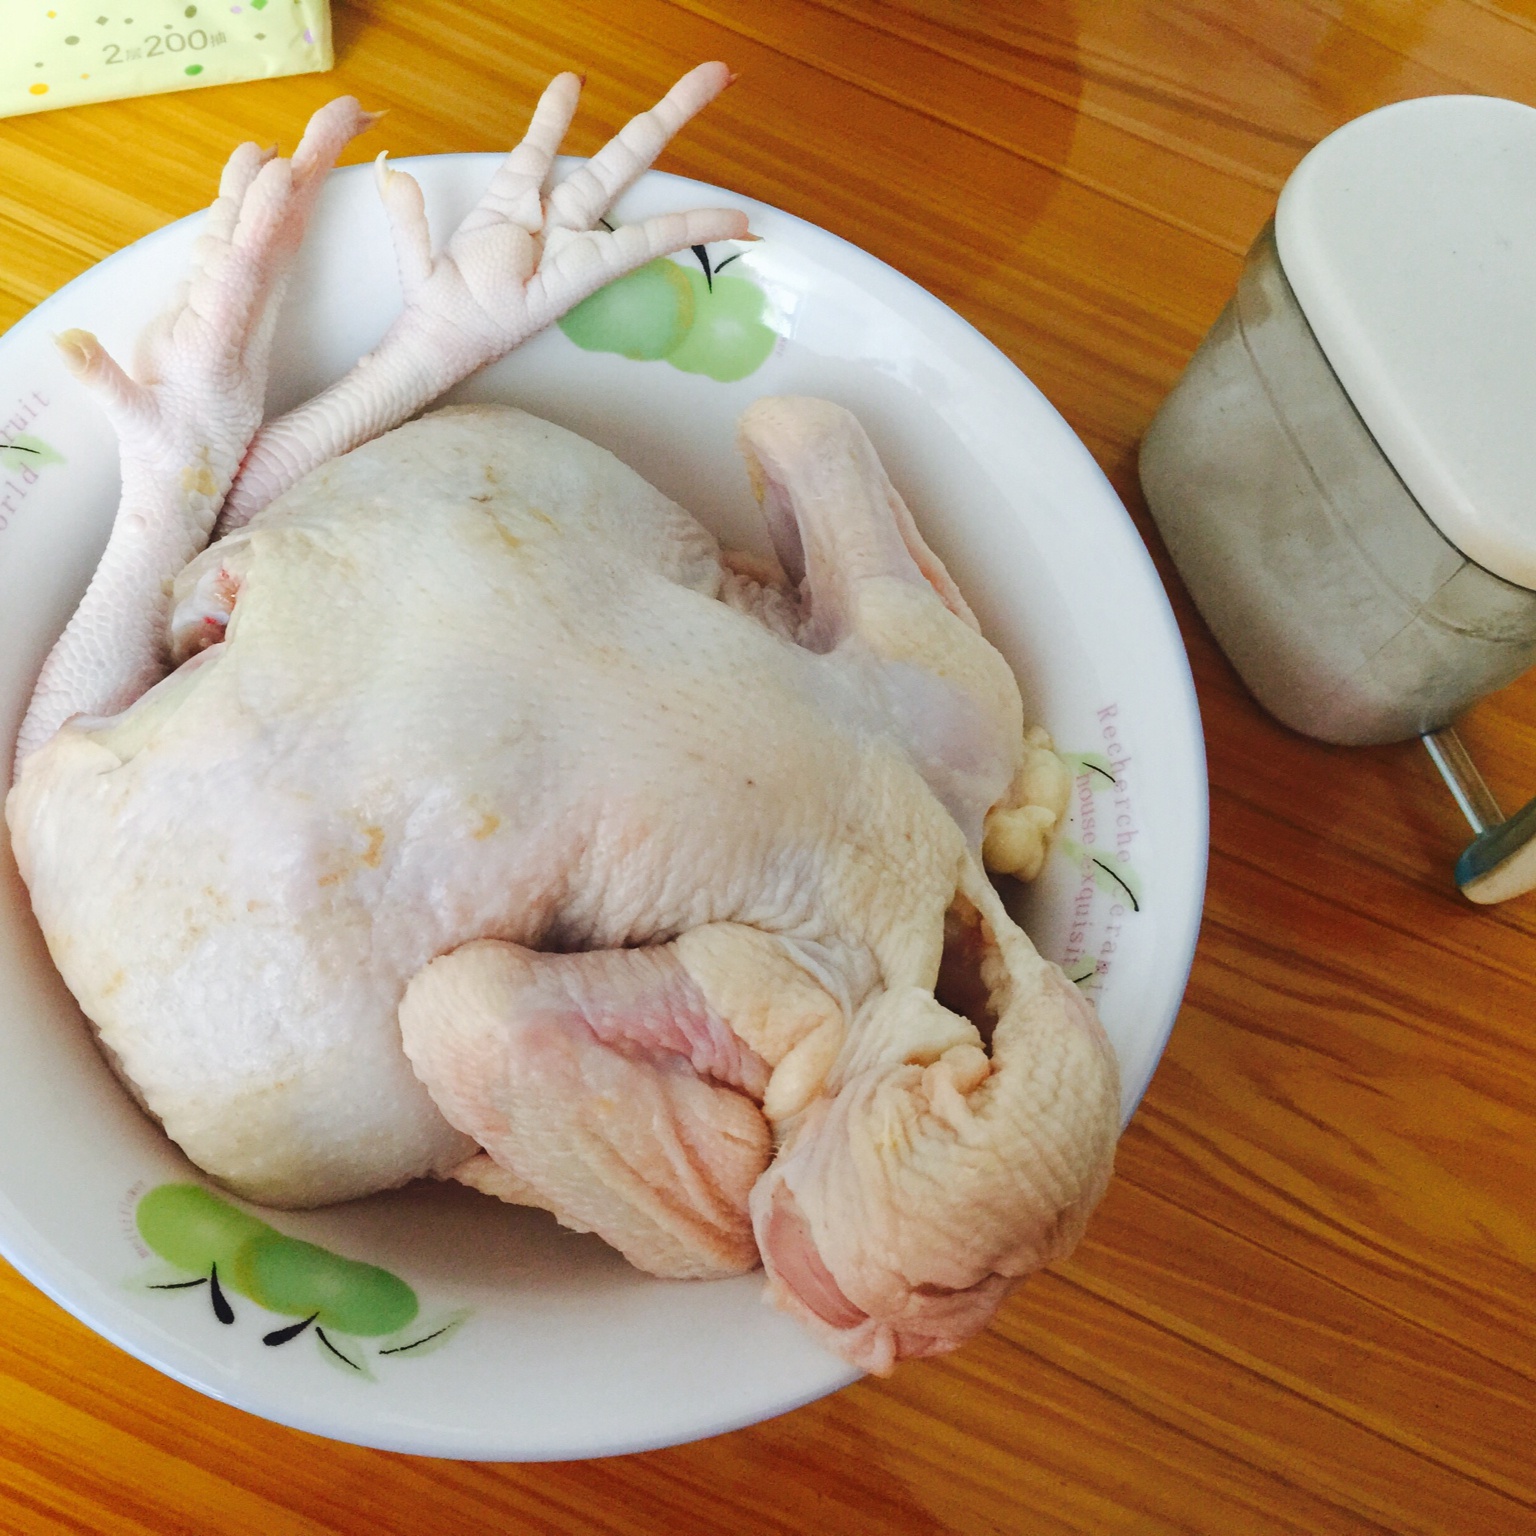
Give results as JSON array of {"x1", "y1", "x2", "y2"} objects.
[{"x1": 0, "y1": 156, "x2": 1207, "y2": 1460}]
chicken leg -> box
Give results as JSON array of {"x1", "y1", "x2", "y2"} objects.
[
  {"x1": 16, "y1": 67, "x2": 749, "y2": 757},
  {"x1": 14, "y1": 98, "x2": 374, "y2": 767}
]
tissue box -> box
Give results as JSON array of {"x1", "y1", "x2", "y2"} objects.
[{"x1": 4, "y1": 0, "x2": 332, "y2": 118}]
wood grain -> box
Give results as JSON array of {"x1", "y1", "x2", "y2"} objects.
[{"x1": 3, "y1": 2, "x2": 1535, "y2": 1531}]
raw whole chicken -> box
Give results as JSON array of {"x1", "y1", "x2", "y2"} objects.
[{"x1": 5, "y1": 66, "x2": 1120, "y2": 1375}]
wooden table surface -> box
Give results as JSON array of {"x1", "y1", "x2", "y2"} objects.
[{"x1": 3, "y1": 2, "x2": 1535, "y2": 1531}]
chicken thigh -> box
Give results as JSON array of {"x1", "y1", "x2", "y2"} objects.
[{"x1": 6, "y1": 73, "x2": 1121, "y2": 1376}]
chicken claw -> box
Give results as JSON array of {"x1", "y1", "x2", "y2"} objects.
[
  {"x1": 14, "y1": 98, "x2": 375, "y2": 768},
  {"x1": 218, "y1": 64, "x2": 750, "y2": 532}
]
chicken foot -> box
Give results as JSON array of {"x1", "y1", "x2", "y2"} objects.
[
  {"x1": 14, "y1": 98, "x2": 375, "y2": 768},
  {"x1": 218, "y1": 63, "x2": 750, "y2": 533},
  {"x1": 18, "y1": 67, "x2": 748, "y2": 750}
]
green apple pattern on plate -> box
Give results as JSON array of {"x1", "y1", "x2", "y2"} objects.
[
  {"x1": 132, "y1": 1184, "x2": 467, "y2": 1379},
  {"x1": 559, "y1": 245, "x2": 777, "y2": 381}
]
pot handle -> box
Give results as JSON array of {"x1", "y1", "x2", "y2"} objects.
[{"x1": 1423, "y1": 728, "x2": 1536, "y2": 903}]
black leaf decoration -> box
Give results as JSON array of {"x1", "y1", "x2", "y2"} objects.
[
  {"x1": 208, "y1": 1263, "x2": 235, "y2": 1324},
  {"x1": 1090, "y1": 857, "x2": 1140, "y2": 912},
  {"x1": 263, "y1": 1313, "x2": 318, "y2": 1347},
  {"x1": 315, "y1": 1327, "x2": 362, "y2": 1370},
  {"x1": 379, "y1": 1325, "x2": 451, "y2": 1356}
]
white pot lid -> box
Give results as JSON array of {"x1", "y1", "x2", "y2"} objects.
[{"x1": 1276, "y1": 94, "x2": 1536, "y2": 591}]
